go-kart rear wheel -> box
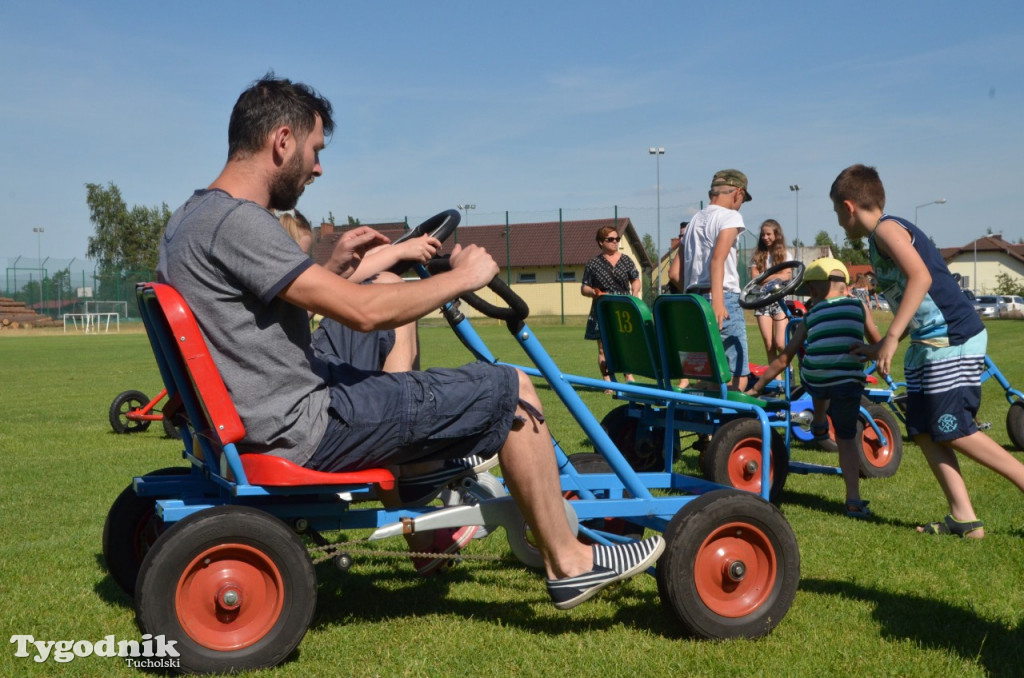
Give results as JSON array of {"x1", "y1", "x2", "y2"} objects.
[
  {"x1": 600, "y1": 404, "x2": 679, "y2": 472},
  {"x1": 135, "y1": 505, "x2": 316, "y2": 675},
  {"x1": 109, "y1": 390, "x2": 151, "y2": 434},
  {"x1": 1006, "y1": 401, "x2": 1024, "y2": 451},
  {"x1": 702, "y1": 418, "x2": 788, "y2": 504},
  {"x1": 102, "y1": 466, "x2": 190, "y2": 596},
  {"x1": 858, "y1": 404, "x2": 903, "y2": 478},
  {"x1": 563, "y1": 453, "x2": 643, "y2": 542},
  {"x1": 656, "y1": 489, "x2": 799, "y2": 639},
  {"x1": 161, "y1": 412, "x2": 182, "y2": 439}
]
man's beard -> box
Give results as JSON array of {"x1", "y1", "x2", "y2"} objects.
[{"x1": 268, "y1": 152, "x2": 307, "y2": 211}]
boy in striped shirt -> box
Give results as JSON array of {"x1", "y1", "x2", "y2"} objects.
[{"x1": 746, "y1": 257, "x2": 878, "y2": 518}]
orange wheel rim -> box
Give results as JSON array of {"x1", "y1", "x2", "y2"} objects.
[
  {"x1": 726, "y1": 437, "x2": 772, "y2": 493},
  {"x1": 693, "y1": 521, "x2": 776, "y2": 617},
  {"x1": 175, "y1": 543, "x2": 284, "y2": 651},
  {"x1": 862, "y1": 420, "x2": 893, "y2": 468}
]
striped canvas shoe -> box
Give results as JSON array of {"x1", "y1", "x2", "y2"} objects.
[
  {"x1": 546, "y1": 536, "x2": 665, "y2": 610},
  {"x1": 397, "y1": 453, "x2": 499, "y2": 506}
]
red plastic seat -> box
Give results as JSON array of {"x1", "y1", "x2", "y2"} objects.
[
  {"x1": 240, "y1": 453, "x2": 394, "y2": 490},
  {"x1": 139, "y1": 282, "x2": 394, "y2": 491}
]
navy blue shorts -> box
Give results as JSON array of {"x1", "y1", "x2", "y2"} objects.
[
  {"x1": 312, "y1": 318, "x2": 395, "y2": 373},
  {"x1": 904, "y1": 332, "x2": 987, "y2": 442},
  {"x1": 803, "y1": 380, "x2": 864, "y2": 440},
  {"x1": 307, "y1": 361, "x2": 519, "y2": 472}
]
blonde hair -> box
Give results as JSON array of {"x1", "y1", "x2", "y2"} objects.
[{"x1": 279, "y1": 210, "x2": 312, "y2": 245}]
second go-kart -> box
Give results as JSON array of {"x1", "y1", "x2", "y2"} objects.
[{"x1": 594, "y1": 260, "x2": 902, "y2": 504}]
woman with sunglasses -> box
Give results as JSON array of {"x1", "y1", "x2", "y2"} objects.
[{"x1": 581, "y1": 226, "x2": 641, "y2": 391}]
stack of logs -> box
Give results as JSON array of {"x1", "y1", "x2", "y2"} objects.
[{"x1": 0, "y1": 298, "x2": 62, "y2": 329}]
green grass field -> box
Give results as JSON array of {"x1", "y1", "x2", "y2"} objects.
[{"x1": 1, "y1": 314, "x2": 1023, "y2": 677}]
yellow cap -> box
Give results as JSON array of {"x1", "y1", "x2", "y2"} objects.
[{"x1": 804, "y1": 257, "x2": 849, "y2": 284}]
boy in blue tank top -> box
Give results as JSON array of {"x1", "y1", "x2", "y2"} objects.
[
  {"x1": 746, "y1": 257, "x2": 878, "y2": 518},
  {"x1": 831, "y1": 164, "x2": 1024, "y2": 538}
]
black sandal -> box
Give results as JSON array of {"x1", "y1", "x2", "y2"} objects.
[
  {"x1": 918, "y1": 514, "x2": 984, "y2": 538},
  {"x1": 811, "y1": 422, "x2": 838, "y2": 452}
]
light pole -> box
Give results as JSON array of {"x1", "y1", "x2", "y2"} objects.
[
  {"x1": 456, "y1": 203, "x2": 475, "y2": 226},
  {"x1": 789, "y1": 185, "x2": 800, "y2": 261},
  {"x1": 456, "y1": 204, "x2": 475, "y2": 245},
  {"x1": 649, "y1": 147, "x2": 665, "y2": 292},
  {"x1": 32, "y1": 227, "x2": 44, "y2": 311},
  {"x1": 914, "y1": 198, "x2": 946, "y2": 225},
  {"x1": 32, "y1": 226, "x2": 44, "y2": 267}
]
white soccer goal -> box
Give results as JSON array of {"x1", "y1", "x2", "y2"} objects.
[{"x1": 84, "y1": 300, "x2": 129, "y2": 318}]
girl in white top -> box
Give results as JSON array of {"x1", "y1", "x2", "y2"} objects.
[{"x1": 749, "y1": 219, "x2": 793, "y2": 362}]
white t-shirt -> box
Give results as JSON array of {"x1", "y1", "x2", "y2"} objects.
[
  {"x1": 749, "y1": 248, "x2": 794, "y2": 274},
  {"x1": 681, "y1": 205, "x2": 746, "y2": 293}
]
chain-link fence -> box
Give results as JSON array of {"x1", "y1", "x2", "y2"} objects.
[
  {"x1": 4, "y1": 203, "x2": 764, "y2": 321},
  {"x1": 3, "y1": 257, "x2": 155, "y2": 320}
]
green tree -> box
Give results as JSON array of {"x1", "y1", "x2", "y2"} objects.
[
  {"x1": 813, "y1": 230, "x2": 838, "y2": 254},
  {"x1": 641, "y1": 233, "x2": 659, "y2": 303},
  {"x1": 85, "y1": 182, "x2": 171, "y2": 306},
  {"x1": 994, "y1": 272, "x2": 1024, "y2": 296},
  {"x1": 85, "y1": 182, "x2": 170, "y2": 273}
]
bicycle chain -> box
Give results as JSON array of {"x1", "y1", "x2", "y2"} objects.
[{"x1": 306, "y1": 538, "x2": 510, "y2": 566}]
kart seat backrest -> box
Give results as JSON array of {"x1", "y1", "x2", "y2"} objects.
[
  {"x1": 594, "y1": 294, "x2": 663, "y2": 386},
  {"x1": 652, "y1": 293, "x2": 762, "y2": 406},
  {"x1": 136, "y1": 282, "x2": 394, "y2": 490}
]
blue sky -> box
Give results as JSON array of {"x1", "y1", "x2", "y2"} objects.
[{"x1": 2, "y1": 1, "x2": 1022, "y2": 273}]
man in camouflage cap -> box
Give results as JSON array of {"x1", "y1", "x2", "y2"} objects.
[{"x1": 680, "y1": 169, "x2": 753, "y2": 389}]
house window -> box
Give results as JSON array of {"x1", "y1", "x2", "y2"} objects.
[
  {"x1": 557, "y1": 271, "x2": 576, "y2": 282},
  {"x1": 517, "y1": 272, "x2": 537, "y2": 283}
]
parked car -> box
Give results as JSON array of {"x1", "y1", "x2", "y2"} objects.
[
  {"x1": 975, "y1": 295, "x2": 1002, "y2": 318},
  {"x1": 998, "y1": 295, "x2": 1024, "y2": 317}
]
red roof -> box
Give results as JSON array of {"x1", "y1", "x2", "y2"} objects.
[{"x1": 312, "y1": 217, "x2": 653, "y2": 270}]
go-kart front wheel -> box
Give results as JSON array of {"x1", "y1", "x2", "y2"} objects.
[
  {"x1": 656, "y1": 489, "x2": 800, "y2": 639},
  {"x1": 134, "y1": 505, "x2": 317, "y2": 675},
  {"x1": 702, "y1": 418, "x2": 788, "y2": 504}
]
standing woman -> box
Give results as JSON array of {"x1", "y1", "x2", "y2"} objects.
[
  {"x1": 749, "y1": 219, "x2": 793, "y2": 362},
  {"x1": 582, "y1": 226, "x2": 641, "y2": 389}
]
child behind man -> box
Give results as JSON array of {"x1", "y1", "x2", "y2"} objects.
[
  {"x1": 832, "y1": 163, "x2": 1024, "y2": 538},
  {"x1": 746, "y1": 257, "x2": 877, "y2": 518}
]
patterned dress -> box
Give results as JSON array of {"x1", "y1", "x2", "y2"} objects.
[{"x1": 582, "y1": 253, "x2": 639, "y2": 339}]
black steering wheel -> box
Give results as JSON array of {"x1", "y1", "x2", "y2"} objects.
[
  {"x1": 739, "y1": 260, "x2": 805, "y2": 310},
  {"x1": 388, "y1": 209, "x2": 461, "y2": 275},
  {"x1": 426, "y1": 258, "x2": 530, "y2": 328}
]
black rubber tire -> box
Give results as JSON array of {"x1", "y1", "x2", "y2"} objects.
[
  {"x1": 1006, "y1": 401, "x2": 1024, "y2": 451},
  {"x1": 857, "y1": 404, "x2": 903, "y2": 479},
  {"x1": 102, "y1": 466, "x2": 191, "y2": 596},
  {"x1": 656, "y1": 489, "x2": 800, "y2": 639},
  {"x1": 564, "y1": 453, "x2": 643, "y2": 542},
  {"x1": 134, "y1": 505, "x2": 317, "y2": 674},
  {"x1": 600, "y1": 404, "x2": 679, "y2": 472},
  {"x1": 702, "y1": 418, "x2": 789, "y2": 504},
  {"x1": 108, "y1": 390, "x2": 151, "y2": 434},
  {"x1": 161, "y1": 411, "x2": 182, "y2": 439}
]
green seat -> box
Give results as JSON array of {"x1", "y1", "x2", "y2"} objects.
[
  {"x1": 595, "y1": 295, "x2": 662, "y2": 385},
  {"x1": 652, "y1": 294, "x2": 764, "y2": 406}
]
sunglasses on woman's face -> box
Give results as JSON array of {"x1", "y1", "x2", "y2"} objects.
[{"x1": 602, "y1": 237, "x2": 620, "y2": 242}]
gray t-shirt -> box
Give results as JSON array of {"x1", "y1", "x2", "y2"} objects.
[{"x1": 157, "y1": 189, "x2": 328, "y2": 464}]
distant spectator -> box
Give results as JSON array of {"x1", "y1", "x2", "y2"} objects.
[
  {"x1": 749, "y1": 219, "x2": 793, "y2": 362},
  {"x1": 581, "y1": 226, "x2": 641, "y2": 391}
]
